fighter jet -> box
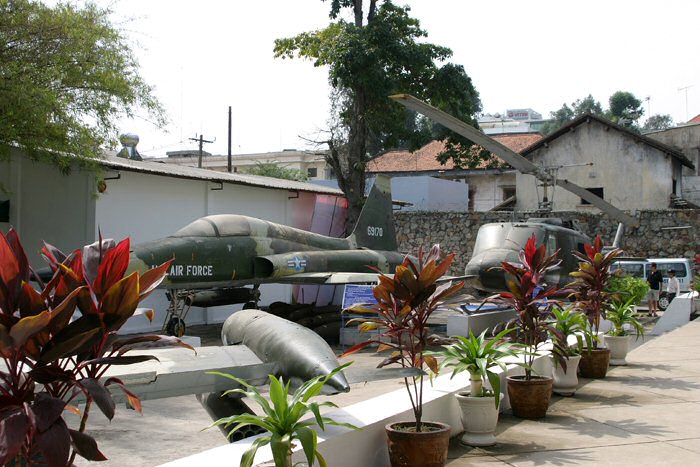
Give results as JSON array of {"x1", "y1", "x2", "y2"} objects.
[{"x1": 127, "y1": 176, "x2": 406, "y2": 335}]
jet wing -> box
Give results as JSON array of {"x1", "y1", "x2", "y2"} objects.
[{"x1": 271, "y1": 272, "x2": 382, "y2": 285}]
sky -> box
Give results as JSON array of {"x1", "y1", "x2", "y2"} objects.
[{"x1": 102, "y1": 0, "x2": 700, "y2": 158}]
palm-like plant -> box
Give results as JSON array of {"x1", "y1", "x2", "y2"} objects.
[
  {"x1": 434, "y1": 328, "x2": 519, "y2": 408},
  {"x1": 490, "y1": 234, "x2": 567, "y2": 379},
  {"x1": 341, "y1": 244, "x2": 464, "y2": 432},
  {"x1": 549, "y1": 307, "x2": 591, "y2": 357},
  {"x1": 208, "y1": 363, "x2": 358, "y2": 467},
  {"x1": 606, "y1": 296, "x2": 644, "y2": 338},
  {"x1": 568, "y1": 235, "x2": 623, "y2": 346}
]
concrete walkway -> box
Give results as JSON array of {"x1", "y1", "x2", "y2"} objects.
[{"x1": 447, "y1": 320, "x2": 700, "y2": 466}]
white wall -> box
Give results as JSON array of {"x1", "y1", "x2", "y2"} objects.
[
  {"x1": 465, "y1": 173, "x2": 515, "y2": 211},
  {"x1": 3, "y1": 151, "x2": 95, "y2": 266},
  {"x1": 517, "y1": 120, "x2": 674, "y2": 212},
  {"x1": 94, "y1": 169, "x2": 316, "y2": 333},
  {"x1": 391, "y1": 176, "x2": 469, "y2": 212}
]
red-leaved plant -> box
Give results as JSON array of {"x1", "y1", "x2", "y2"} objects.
[
  {"x1": 341, "y1": 245, "x2": 463, "y2": 432},
  {"x1": 489, "y1": 234, "x2": 568, "y2": 379},
  {"x1": 567, "y1": 235, "x2": 623, "y2": 347},
  {"x1": 0, "y1": 229, "x2": 194, "y2": 466}
]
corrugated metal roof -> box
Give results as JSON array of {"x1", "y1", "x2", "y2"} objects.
[{"x1": 99, "y1": 155, "x2": 344, "y2": 196}]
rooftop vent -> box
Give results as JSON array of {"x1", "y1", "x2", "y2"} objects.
[{"x1": 116, "y1": 133, "x2": 142, "y2": 161}]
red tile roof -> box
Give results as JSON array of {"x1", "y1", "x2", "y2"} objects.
[
  {"x1": 367, "y1": 133, "x2": 543, "y2": 173},
  {"x1": 689, "y1": 114, "x2": 700, "y2": 124}
]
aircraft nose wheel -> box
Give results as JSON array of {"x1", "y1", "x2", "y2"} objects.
[{"x1": 166, "y1": 316, "x2": 186, "y2": 337}]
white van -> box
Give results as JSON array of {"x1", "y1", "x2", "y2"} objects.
[{"x1": 610, "y1": 258, "x2": 695, "y2": 311}]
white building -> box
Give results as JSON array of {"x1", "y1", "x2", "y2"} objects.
[{"x1": 1, "y1": 147, "x2": 344, "y2": 333}]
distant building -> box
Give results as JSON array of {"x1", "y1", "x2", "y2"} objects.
[
  {"x1": 644, "y1": 117, "x2": 700, "y2": 206},
  {"x1": 518, "y1": 114, "x2": 695, "y2": 212},
  {"x1": 150, "y1": 149, "x2": 331, "y2": 180},
  {"x1": 367, "y1": 133, "x2": 543, "y2": 211},
  {"x1": 478, "y1": 108, "x2": 548, "y2": 135}
]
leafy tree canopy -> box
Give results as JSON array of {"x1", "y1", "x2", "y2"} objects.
[
  {"x1": 607, "y1": 91, "x2": 644, "y2": 128},
  {"x1": 642, "y1": 114, "x2": 674, "y2": 132},
  {"x1": 0, "y1": 0, "x2": 165, "y2": 170},
  {"x1": 274, "y1": 0, "x2": 482, "y2": 226},
  {"x1": 244, "y1": 162, "x2": 308, "y2": 182},
  {"x1": 542, "y1": 91, "x2": 645, "y2": 135}
]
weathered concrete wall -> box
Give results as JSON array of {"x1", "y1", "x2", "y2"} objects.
[
  {"x1": 517, "y1": 119, "x2": 679, "y2": 211},
  {"x1": 395, "y1": 209, "x2": 700, "y2": 275}
]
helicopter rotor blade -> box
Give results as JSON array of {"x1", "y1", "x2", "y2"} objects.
[{"x1": 390, "y1": 94, "x2": 639, "y2": 227}]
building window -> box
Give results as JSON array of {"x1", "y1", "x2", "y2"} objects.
[
  {"x1": 581, "y1": 187, "x2": 604, "y2": 205},
  {"x1": 307, "y1": 167, "x2": 318, "y2": 178},
  {"x1": 468, "y1": 189, "x2": 475, "y2": 211},
  {"x1": 502, "y1": 186, "x2": 515, "y2": 200}
]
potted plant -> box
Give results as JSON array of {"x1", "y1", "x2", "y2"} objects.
[
  {"x1": 604, "y1": 296, "x2": 645, "y2": 365},
  {"x1": 431, "y1": 328, "x2": 519, "y2": 446},
  {"x1": 568, "y1": 235, "x2": 623, "y2": 378},
  {"x1": 208, "y1": 363, "x2": 359, "y2": 467},
  {"x1": 548, "y1": 307, "x2": 589, "y2": 396},
  {"x1": 0, "y1": 229, "x2": 194, "y2": 466},
  {"x1": 342, "y1": 244, "x2": 464, "y2": 467},
  {"x1": 490, "y1": 234, "x2": 566, "y2": 419}
]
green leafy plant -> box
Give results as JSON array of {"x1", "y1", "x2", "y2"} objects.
[
  {"x1": 567, "y1": 235, "x2": 623, "y2": 349},
  {"x1": 208, "y1": 363, "x2": 359, "y2": 467},
  {"x1": 0, "y1": 229, "x2": 193, "y2": 466},
  {"x1": 341, "y1": 244, "x2": 464, "y2": 432},
  {"x1": 606, "y1": 296, "x2": 645, "y2": 338},
  {"x1": 606, "y1": 274, "x2": 649, "y2": 306},
  {"x1": 549, "y1": 307, "x2": 591, "y2": 357},
  {"x1": 489, "y1": 234, "x2": 567, "y2": 379},
  {"x1": 431, "y1": 328, "x2": 519, "y2": 408}
]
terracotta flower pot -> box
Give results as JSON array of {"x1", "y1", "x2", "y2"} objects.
[
  {"x1": 506, "y1": 375, "x2": 552, "y2": 419},
  {"x1": 578, "y1": 347, "x2": 611, "y2": 378},
  {"x1": 551, "y1": 354, "x2": 581, "y2": 396},
  {"x1": 455, "y1": 392, "x2": 500, "y2": 446},
  {"x1": 385, "y1": 421, "x2": 451, "y2": 467},
  {"x1": 604, "y1": 335, "x2": 631, "y2": 365}
]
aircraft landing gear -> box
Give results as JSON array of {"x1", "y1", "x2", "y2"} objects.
[
  {"x1": 166, "y1": 316, "x2": 186, "y2": 337},
  {"x1": 163, "y1": 290, "x2": 194, "y2": 337}
]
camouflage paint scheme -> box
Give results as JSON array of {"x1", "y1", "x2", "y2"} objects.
[{"x1": 126, "y1": 176, "x2": 404, "y2": 294}]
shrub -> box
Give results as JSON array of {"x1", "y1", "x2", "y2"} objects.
[{"x1": 0, "y1": 229, "x2": 193, "y2": 465}]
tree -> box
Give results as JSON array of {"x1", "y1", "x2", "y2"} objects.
[
  {"x1": 244, "y1": 162, "x2": 308, "y2": 182},
  {"x1": 0, "y1": 0, "x2": 165, "y2": 169},
  {"x1": 274, "y1": 0, "x2": 482, "y2": 228},
  {"x1": 572, "y1": 94, "x2": 604, "y2": 117},
  {"x1": 607, "y1": 91, "x2": 644, "y2": 129},
  {"x1": 643, "y1": 114, "x2": 674, "y2": 132},
  {"x1": 540, "y1": 94, "x2": 604, "y2": 135}
]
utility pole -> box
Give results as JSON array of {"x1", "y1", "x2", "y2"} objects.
[
  {"x1": 678, "y1": 85, "x2": 693, "y2": 122},
  {"x1": 189, "y1": 134, "x2": 215, "y2": 168},
  {"x1": 227, "y1": 106, "x2": 232, "y2": 173}
]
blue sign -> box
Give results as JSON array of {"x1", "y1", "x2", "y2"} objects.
[{"x1": 342, "y1": 284, "x2": 377, "y2": 310}]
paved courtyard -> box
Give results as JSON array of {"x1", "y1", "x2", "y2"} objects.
[{"x1": 74, "y1": 315, "x2": 700, "y2": 466}]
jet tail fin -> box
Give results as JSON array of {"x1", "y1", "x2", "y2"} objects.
[{"x1": 348, "y1": 175, "x2": 397, "y2": 251}]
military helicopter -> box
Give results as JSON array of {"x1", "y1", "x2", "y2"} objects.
[
  {"x1": 126, "y1": 175, "x2": 406, "y2": 335},
  {"x1": 390, "y1": 94, "x2": 634, "y2": 293}
]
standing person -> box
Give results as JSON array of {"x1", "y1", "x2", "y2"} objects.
[
  {"x1": 647, "y1": 262, "x2": 663, "y2": 317},
  {"x1": 666, "y1": 269, "x2": 681, "y2": 305}
]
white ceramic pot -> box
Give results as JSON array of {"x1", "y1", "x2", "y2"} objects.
[
  {"x1": 604, "y1": 334, "x2": 631, "y2": 365},
  {"x1": 551, "y1": 354, "x2": 581, "y2": 396},
  {"x1": 455, "y1": 392, "x2": 500, "y2": 446}
]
